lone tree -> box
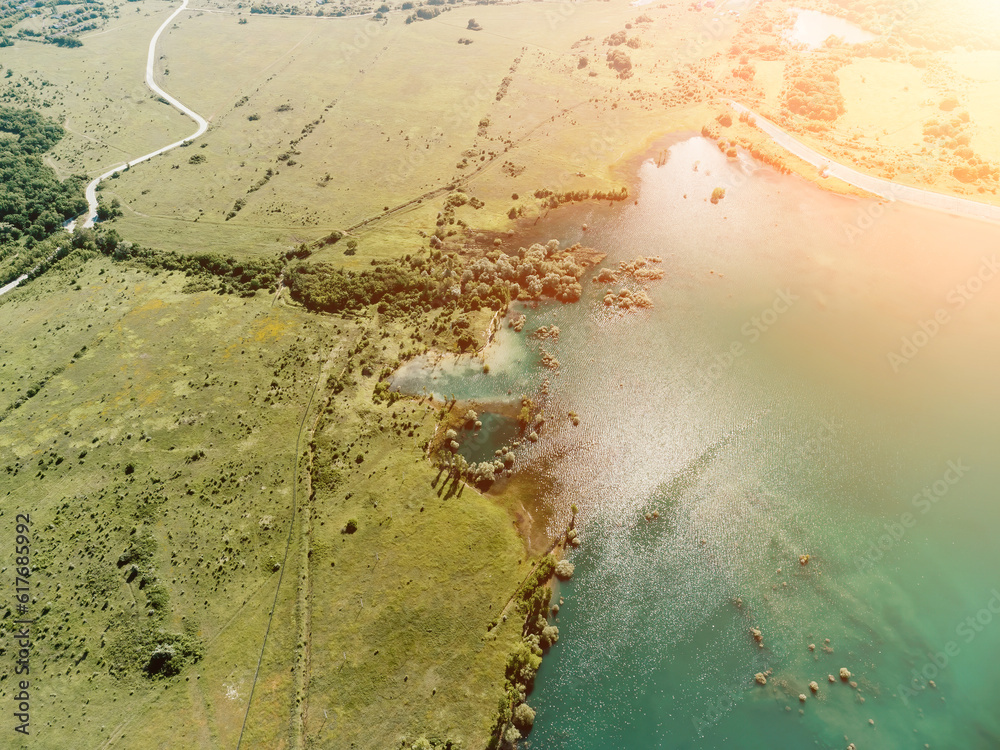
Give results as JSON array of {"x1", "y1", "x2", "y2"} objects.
[{"x1": 468, "y1": 18, "x2": 482, "y2": 30}]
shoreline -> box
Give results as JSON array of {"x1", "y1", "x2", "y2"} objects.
[{"x1": 728, "y1": 101, "x2": 1000, "y2": 226}]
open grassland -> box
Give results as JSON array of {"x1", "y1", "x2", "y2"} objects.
[
  {"x1": 6, "y1": 0, "x2": 1000, "y2": 746},
  {"x1": 9, "y1": 0, "x2": 722, "y2": 256},
  {"x1": 0, "y1": 247, "x2": 531, "y2": 748},
  {"x1": 0, "y1": 254, "x2": 328, "y2": 748},
  {"x1": 7, "y1": 0, "x2": 1000, "y2": 263},
  {"x1": 1, "y1": 1, "x2": 196, "y2": 178},
  {"x1": 303, "y1": 381, "x2": 527, "y2": 748}
]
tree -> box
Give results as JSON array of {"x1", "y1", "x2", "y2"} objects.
[
  {"x1": 145, "y1": 643, "x2": 179, "y2": 676},
  {"x1": 554, "y1": 559, "x2": 574, "y2": 580},
  {"x1": 97, "y1": 197, "x2": 123, "y2": 221},
  {"x1": 468, "y1": 18, "x2": 482, "y2": 30},
  {"x1": 502, "y1": 726, "x2": 520, "y2": 748},
  {"x1": 512, "y1": 702, "x2": 536, "y2": 732}
]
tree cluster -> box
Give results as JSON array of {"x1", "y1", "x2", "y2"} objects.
[
  {"x1": 0, "y1": 106, "x2": 87, "y2": 241},
  {"x1": 461, "y1": 240, "x2": 587, "y2": 303},
  {"x1": 783, "y1": 60, "x2": 845, "y2": 122},
  {"x1": 82, "y1": 228, "x2": 284, "y2": 296}
]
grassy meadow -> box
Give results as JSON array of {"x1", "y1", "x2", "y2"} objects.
[
  {"x1": 0, "y1": 247, "x2": 532, "y2": 749},
  {"x1": 4, "y1": 0, "x2": 1000, "y2": 747},
  {"x1": 8, "y1": 0, "x2": 724, "y2": 256}
]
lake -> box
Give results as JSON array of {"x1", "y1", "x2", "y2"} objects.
[
  {"x1": 399, "y1": 134, "x2": 1000, "y2": 748},
  {"x1": 786, "y1": 9, "x2": 875, "y2": 49}
]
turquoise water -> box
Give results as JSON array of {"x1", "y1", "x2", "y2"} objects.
[
  {"x1": 390, "y1": 323, "x2": 545, "y2": 404},
  {"x1": 397, "y1": 135, "x2": 1000, "y2": 747},
  {"x1": 457, "y1": 411, "x2": 522, "y2": 464},
  {"x1": 518, "y1": 137, "x2": 1000, "y2": 748}
]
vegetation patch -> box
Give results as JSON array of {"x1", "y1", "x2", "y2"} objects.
[{"x1": 0, "y1": 106, "x2": 87, "y2": 242}]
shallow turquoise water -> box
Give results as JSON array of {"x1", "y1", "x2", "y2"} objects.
[
  {"x1": 403, "y1": 135, "x2": 1000, "y2": 748},
  {"x1": 521, "y1": 137, "x2": 1000, "y2": 749}
]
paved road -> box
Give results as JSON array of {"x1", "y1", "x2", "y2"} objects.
[
  {"x1": 70, "y1": 0, "x2": 209, "y2": 231},
  {"x1": 0, "y1": 274, "x2": 28, "y2": 297},
  {"x1": 728, "y1": 101, "x2": 1000, "y2": 225}
]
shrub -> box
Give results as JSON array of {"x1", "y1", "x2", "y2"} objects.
[
  {"x1": 540, "y1": 625, "x2": 559, "y2": 649},
  {"x1": 940, "y1": 96, "x2": 960, "y2": 112},
  {"x1": 512, "y1": 702, "x2": 536, "y2": 732},
  {"x1": 343, "y1": 518, "x2": 358, "y2": 534},
  {"x1": 96, "y1": 197, "x2": 123, "y2": 221},
  {"x1": 502, "y1": 726, "x2": 521, "y2": 747},
  {"x1": 606, "y1": 48, "x2": 632, "y2": 76},
  {"x1": 554, "y1": 559, "x2": 575, "y2": 580}
]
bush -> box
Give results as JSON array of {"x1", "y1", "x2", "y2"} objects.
[
  {"x1": 539, "y1": 624, "x2": 559, "y2": 649},
  {"x1": 343, "y1": 518, "x2": 358, "y2": 534},
  {"x1": 96, "y1": 197, "x2": 123, "y2": 221},
  {"x1": 554, "y1": 559, "x2": 574, "y2": 580},
  {"x1": 606, "y1": 48, "x2": 632, "y2": 75},
  {"x1": 512, "y1": 702, "x2": 536, "y2": 732}
]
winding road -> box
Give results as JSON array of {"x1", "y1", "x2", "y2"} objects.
[
  {"x1": 0, "y1": 0, "x2": 206, "y2": 299},
  {"x1": 728, "y1": 101, "x2": 1000, "y2": 225},
  {"x1": 71, "y1": 0, "x2": 208, "y2": 231}
]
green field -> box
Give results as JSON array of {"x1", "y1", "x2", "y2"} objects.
[
  {"x1": 8, "y1": 0, "x2": 1000, "y2": 746},
  {"x1": 0, "y1": 246, "x2": 536, "y2": 748},
  {"x1": 5, "y1": 0, "x2": 722, "y2": 257}
]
